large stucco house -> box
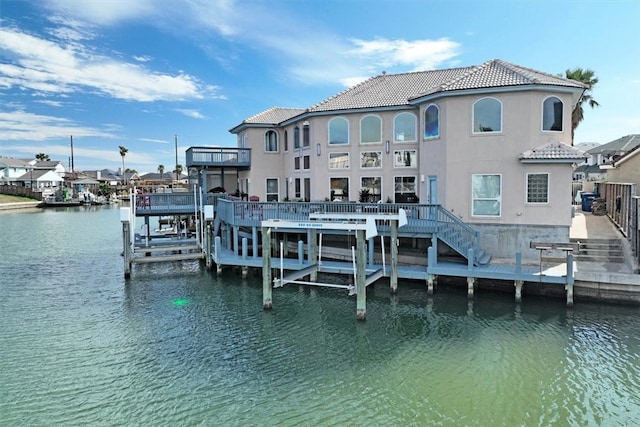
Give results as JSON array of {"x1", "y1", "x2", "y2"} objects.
[{"x1": 190, "y1": 59, "x2": 588, "y2": 259}]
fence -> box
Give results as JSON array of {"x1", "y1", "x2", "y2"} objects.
[
  {"x1": 600, "y1": 182, "x2": 639, "y2": 267},
  {"x1": 0, "y1": 185, "x2": 43, "y2": 200},
  {"x1": 632, "y1": 197, "x2": 640, "y2": 266}
]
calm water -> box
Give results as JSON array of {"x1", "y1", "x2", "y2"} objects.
[{"x1": 1, "y1": 206, "x2": 639, "y2": 426}]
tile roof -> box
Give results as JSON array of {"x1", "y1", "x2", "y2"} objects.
[
  {"x1": 519, "y1": 142, "x2": 588, "y2": 163},
  {"x1": 242, "y1": 107, "x2": 307, "y2": 125},
  {"x1": 0, "y1": 157, "x2": 31, "y2": 167},
  {"x1": 308, "y1": 59, "x2": 585, "y2": 112},
  {"x1": 586, "y1": 134, "x2": 640, "y2": 155}
]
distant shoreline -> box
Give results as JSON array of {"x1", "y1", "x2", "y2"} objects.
[{"x1": 0, "y1": 201, "x2": 43, "y2": 211}]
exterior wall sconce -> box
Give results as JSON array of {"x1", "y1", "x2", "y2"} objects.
[
  {"x1": 385, "y1": 140, "x2": 390, "y2": 154},
  {"x1": 316, "y1": 143, "x2": 321, "y2": 156}
]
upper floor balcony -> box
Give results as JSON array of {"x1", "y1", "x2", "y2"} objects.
[{"x1": 186, "y1": 147, "x2": 251, "y2": 169}]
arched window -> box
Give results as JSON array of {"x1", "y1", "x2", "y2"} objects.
[
  {"x1": 393, "y1": 112, "x2": 417, "y2": 142},
  {"x1": 360, "y1": 115, "x2": 381, "y2": 144},
  {"x1": 542, "y1": 96, "x2": 563, "y2": 131},
  {"x1": 264, "y1": 130, "x2": 278, "y2": 152},
  {"x1": 424, "y1": 104, "x2": 439, "y2": 139},
  {"x1": 473, "y1": 98, "x2": 502, "y2": 133},
  {"x1": 329, "y1": 117, "x2": 349, "y2": 145},
  {"x1": 294, "y1": 126, "x2": 300, "y2": 149}
]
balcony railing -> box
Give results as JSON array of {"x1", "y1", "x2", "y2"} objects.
[{"x1": 186, "y1": 147, "x2": 251, "y2": 168}]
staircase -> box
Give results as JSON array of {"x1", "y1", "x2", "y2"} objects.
[
  {"x1": 570, "y1": 238, "x2": 625, "y2": 264},
  {"x1": 436, "y1": 207, "x2": 491, "y2": 266}
]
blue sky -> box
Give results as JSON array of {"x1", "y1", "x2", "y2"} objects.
[{"x1": 1, "y1": 0, "x2": 639, "y2": 174}]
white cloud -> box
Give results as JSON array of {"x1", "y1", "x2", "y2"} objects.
[
  {"x1": 176, "y1": 109, "x2": 206, "y2": 119},
  {"x1": 347, "y1": 38, "x2": 461, "y2": 71},
  {"x1": 139, "y1": 138, "x2": 170, "y2": 144},
  {"x1": 0, "y1": 26, "x2": 217, "y2": 102},
  {"x1": 0, "y1": 110, "x2": 115, "y2": 141}
]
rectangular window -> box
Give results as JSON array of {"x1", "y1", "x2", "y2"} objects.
[
  {"x1": 393, "y1": 150, "x2": 417, "y2": 168},
  {"x1": 303, "y1": 124, "x2": 310, "y2": 147},
  {"x1": 294, "y1": 157, "x2": 300, "y2": 170},
  {"x1": 303, "y1": 155, "x2": 310, "y2": 170},
  {"x1": 330, "y1": 177, "x2": 349, "y2": 201},
  {"x1": 361, "y1": 176, "x2": 382, "y2": 202},
  {"x1": 527, "y1": 173, "x2": 549, "y2": 204},
  {"x1": 294, "y1": 178, "x2": 301, "y2": 199},
  {"x1": 360, "y1": 151, "x2": 382, "y2": 168},
  {"x1": 329, "y1": 152, "x2": 349, "y2": 169},
  {"x1": 266, "y1": 178, "x2": 279, "y2": 202},
  {"x1": 284, "y1": 130, "x2": 288, "y2": 151},
  {"x1": 472, "y1": 174, "x2": 501, "y2": 216},
  {"x1": 394, "y1": 176, "x2": 418, "y2": 203}
]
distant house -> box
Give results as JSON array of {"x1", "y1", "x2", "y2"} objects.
[
  {"x1": 600, "y1": 143, "x2": 640, "y2": 185},
  {"x1": 0, "y1": 157, "x2": 31, "y2": 184},
  {"x1": 189, "y1": 59, "x2": 589, "y2": 259},
  {"x1": 33, "y1": 160, "x2": 66, "y2": 178},
  {"x1": 15, "y1": 169, "x2": 64, "y2": 190},
  {"x1": 588, "y1": 134, "x2": 640, "y2": 167}
]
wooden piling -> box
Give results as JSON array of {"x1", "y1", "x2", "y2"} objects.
[
  {"x1": 356, "y1": 229, "x2": 367, "y2": 320},
  {"x1": 262, "y1": 226, "x2": 272, "y2": 309},
  {"x1": 390, "y1": 219, "x2": 398, "y2": 294}
]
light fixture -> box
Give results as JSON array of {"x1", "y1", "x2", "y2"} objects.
[
  {"x1": 385, "y1": 140, "x2": 390, "y2": 154},
  {"x1": 316, "y1": 143, "x2": 321, "y2": 156}
]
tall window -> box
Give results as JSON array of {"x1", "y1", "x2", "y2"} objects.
[
  {"x1": 394, "y1": 176, "x2": 418, "y2": 203},
  {"x1": 527, "y1": 173, "x2": 549, "y2": 203},
  {"x1": 294, "y1": 157, "x2": 300, "y2": 170},
  {"x1": 393, "y1": 112, "x2": 417, "y2": 142},
  {"x1": 542, "y1": 96, "x2": 563, "y2": 131},
  {"x1": 294, "y1": 178, "x2": 301, "y2": 199},
  {"x1": 329, "y1": 152, "x2": 349, "y2": 169},
  {"x1": 266, "y1": 178, "x2": 279, "y2": 202},
  {"x1": 303, "y1": 123, "x2": 310, "y2": 147},
  {"x1": 265, "y1": 130, "x2": 278, "y2": 152},
  {"x1": 284, "y1": 130, "x2": 288, "y2": 151},
  {"x1": 360, "y1": 115, "x2": 381, "y2": 144},
  {"x1": 294, "y1": 126, "x2": 300, "y2": 149},
  {"x1": 330, "y1": 177, "x2": 349, "y2": 201},
  {"x1": 303, "y1": 155, "x2": 310, "y2": 170},
  {"x1": 472, "y1": 174, "x2": 501, "y2": 216},
  {"x1": 473, "y1": 98, "x2": 502, "y2": 133},
  {"x1": 424, "y1": 104, "x2": 439, "y2": 139},
  {"x1": 361, "y1": 177, "x2": 382, "y2": 202},
  {"x1": 329, "y1": 117, "x2": 349, "y2": 145}
]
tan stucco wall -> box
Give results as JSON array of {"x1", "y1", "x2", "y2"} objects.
[{"x1": 607, "y1": 154, "x2": 640, "y2": 185}]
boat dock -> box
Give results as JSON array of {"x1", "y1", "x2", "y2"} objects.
[{"x1": 117, "y1": 190, "x2": 638, "y2": 320}]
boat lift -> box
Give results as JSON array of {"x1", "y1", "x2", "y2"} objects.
[{"x1": 260, "y1": 209, "x2": 407, "y2": 320}]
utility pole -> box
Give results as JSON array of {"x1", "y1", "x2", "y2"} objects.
[{"x1": 175, "y1": 134, "x2": 178, "y2": 183}]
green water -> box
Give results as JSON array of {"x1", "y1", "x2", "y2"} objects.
[{"x1": 1, "y1": 206, "x2": 639, "y2": 426}]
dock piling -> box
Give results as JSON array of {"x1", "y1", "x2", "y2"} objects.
[
  {"x1": 356, "y1": 229, "x2": 367, "y2": 320},
  {"x1": 120, "y1": 207, "x2": 132, "y2": 278},
  {"x1": 262, "y1": 227, "x2": 273, "y2": 309}
]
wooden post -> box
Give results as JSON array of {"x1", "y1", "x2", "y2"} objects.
[
  {"x1": 467, "y1": 277, "x2": 475, "y2": 298},
  {"x1": 514, "y1": 280, "x2": 523, "y2": 303},
  {"x1": 356, "y1": 229, "x2": 367, "y2": 320},
  {"x1": 120, "y1": 207, "x2": 131, "y2": 278},
  {"x1": 309, "y1": 228, "x2": 318, "y2": 281},
  {"x1": 262, "y1": 226, "x2": 272, "y2": 309},
  {"x1": 566, "y1": 252, "x2": 574, "y2": 307},
  {"x1": 427, "y1": 275, "x2": 436, "y2": 294},
  {"x1": 390, "y1": 218, "x2": 398, "y2": 294},
  {"x1": 205, "y1": 223, "x2": 212, "y2": 269},
  {"x1": 214, "y1": 236, "x2": 222, "y2": 275}
]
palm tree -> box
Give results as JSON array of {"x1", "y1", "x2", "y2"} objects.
[
  {"x1": 157, "y1": 164, "x2": 165, "y2": 180},
  {"x1": 119, "y1": 145, "x2": 128, "y2": 186},
  {"x1": 565, "y1": 68, "x2": 599, "y2": 144},
  {"x1": 175, "y1": 164, "x2": 183, "y2": 182},
  {"x1": 35, "y1": 153, "x2": 50, "y2": 162}
]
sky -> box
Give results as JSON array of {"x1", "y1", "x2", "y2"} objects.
[{"x1": 1, "y1": 0, "x2": 639, "y2": 174}]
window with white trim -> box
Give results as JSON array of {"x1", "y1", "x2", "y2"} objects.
[
  {"x1": 393, "y1": 112, "x2": 417, "y2": 142},
  {"x1": 394, "y1": 176, "x2": 418, "y2": 203},
  {"x1": 361, "y1": 176, "x2": 382, "y2": 202},
  {"x1": 265, "y1": 130, "x2": 278, "y2": 152},
  {"x1": 360, "y1": 151, "x2": 382, "y2": 168},
  {"x1": 294, "y1": 178, "x2": 301, "y2": 199},
  {"x1": 266, "y1": 178, "x2": 279, "y2": 202},
  {"x1": 393, "y1": 150, "x2": 417, "y2": 168},
  {"x1": 284, "y1": 130, "x2": 288, "y2": 151},
  {"x1": 527, "y1": 173, "x2": 549, "y2": 204},
  {"x1": 294, "y1": 126, "x2": 300, "y2": 149},
  {"x1": 360, "y1": 115, "x2": 382, "y2": 144},
  {"x1": 303, "y1": 123, "x2": 310, "y2": 147},
  {"x1": 542, "y1": 96, "x2": 563, "y2": 131},
  {"x1": 330, "y1": 177, "x2": 349, "y2": 201},
  {"x1": 329, "y1": 117, "x2": 349, "y2": 145},
  {"x1": 473, "y1": 98, "x2": 502, "y2": 133},
  {"x1": 329, "y1": 152, "x2": 349, "y2": 169},
  {"x1": 472, "y1": 174, "x2": 501, "y2": 216}
]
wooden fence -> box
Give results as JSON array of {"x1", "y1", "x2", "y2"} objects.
[
  {"x1": 600, "y1": 182, "x2": 639, "y2": 266},
  {"x1": 0, "y1": 185, "x2": 43, "y2": 200}
]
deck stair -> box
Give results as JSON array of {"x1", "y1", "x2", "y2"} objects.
[
  {"x1": 437, "y1": 216, "x2": 491, "y2": 266},
  {"x1": 570, "y1": 238, "x2": 625, "y2": 263}
]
